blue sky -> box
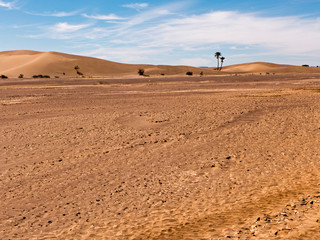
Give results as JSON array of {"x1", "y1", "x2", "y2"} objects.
[{"x1": 1, "y1": 0, "x2": 320, "y2": 66}]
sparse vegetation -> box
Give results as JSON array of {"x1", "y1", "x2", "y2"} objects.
[
  {"x1": 220, "y1": 56, "x2": 225, "y2": 70},
  {"x1": 0, "y1": 74, "x2": 8, "y2": 79},
  {"x1": 138, "y1": 69, "x2": 145, "y2": 76},
  {"x1": 18, "y1": 74, "x2": 24, "y2": 78},
  {"x1": 186, "y1": 71, "x2": 193, "y2": 76},
  {"x1": 215, "y1": 52, "x2": 221, "y2": 70},
  {"x1": 200, "y1": 71, "x2": 204, "y2": 76},
  {"x1": 32, "y1": 75, "x2": 50, "y2": 78},
  {"x1": 55, "y1": 76, "x2": 59, "y2": 78},
  {"x1": 74, "y1": 66, "x2": 84, "y2": 76},
  {"x1": 98, "y1": 81, "x2": 109, "y2": 85},
  {"x1": 302, "y1": 64, "x2": 309, "y2": 67},
  {"x1": 160, "y1": 73, "x2": 165, "y2": 76},
  {"x1": 214, "y1": 52, "x2": 226, "y2": 71}
]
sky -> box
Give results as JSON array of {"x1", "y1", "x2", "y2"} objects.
[{"x1": 0, "y1": 0, "x2": 320, "y2": 67}]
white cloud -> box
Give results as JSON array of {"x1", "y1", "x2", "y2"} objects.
[
  {"x1": 122, "y1": 3, "x2": 149, "y2": 11},
  {"x1": 82, "y1": 13, "x2": 125, "y2": 20},
  {"x1": 82, "y1": 46, "x2": 163, "y2": 63},
  {"x1": 27, "y1": 10, "x2": 81, "y2": 17},
  {"x1": 178, "y1": 58, "x2": 212, "y2": 67},
  {"x1": 120, "y1": 11, "x2": 320, "y2": 57},
  {"x1": 52, "y1": 22, "x2": 91, "y2": 33},
  {"x1": 0, "y1": 0, "x2": 14, "y2": 9}
]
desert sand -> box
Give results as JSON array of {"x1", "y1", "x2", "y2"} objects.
[{"x1": 1, "y1": 51, "x2": 320, "y2": 239}]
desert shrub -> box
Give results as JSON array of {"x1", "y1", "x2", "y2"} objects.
[
  {"x1": 98, "y1": 81, "x2": 109, "y2": 84},
  {"x1": 138, "y1": 69, "x2": 145, "y2": 76},
  {"x1": 76, "y1": 71, "x2": 83, "y2": 76},
  {"x1": 160, "y1": 73, "x2": 165, "y2": 76},
  {"x1": 74, "y1": 65, "x2": 80, "y2": 70},
  {"x1": 18, "y1": 74, "x2": 24, "y2": 78},
  {"x1": 186, "y1": 71, "x2": 193, "y2": 76},
  {"x1": 302, "y1": 64, "x2": 309, "y2": 67},
  {"x1": 266, "y1": 72, "x2": 270, "y2": 75},
  {"x1": 55, "y1": 76, "x2": 59, "y2": 78},
  {"x1": 32, "y1": 74, "x2": 50, "y2": 78},
  {"x1": 0, "y1": 74, "x2": 8, "y2": 79},
  {"x1": 200, "y1": 71, "x2": 204, "y2": 76}
]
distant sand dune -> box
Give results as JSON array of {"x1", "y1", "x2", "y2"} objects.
[
  {"x1": 0, "y1": 50, "x2": 212, "y2": 78},
  {"x1": 0, "y1": 50, "x2": 319, "y2": 77},
  {"x1": 223, "y1": 62, "x2": 320, "y2": 73}
]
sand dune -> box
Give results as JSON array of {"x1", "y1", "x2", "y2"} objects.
[
  {"x1": 223, "y1": 62, "x2": 320, "y2": 73},
  {"x1": 0, "y1": 50, "x2": 211, "y2": 78},
  {"x1": 1, "y1": 50, "x2": 319, "y2": 78}
]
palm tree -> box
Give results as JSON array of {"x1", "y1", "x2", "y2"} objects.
[
  {"x1": 220, "y1": 56, "x2": 225, "y2": 71},
  {"x1": 214, "y1": 52, "x2": 221, "y2": 70}
]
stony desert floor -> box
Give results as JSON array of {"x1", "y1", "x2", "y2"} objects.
[{"x1": 1, "y1": 74, "x2": 320, "y2": 239}]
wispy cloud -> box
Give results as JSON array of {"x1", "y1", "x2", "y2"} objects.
[
  {"x1": 26, "y1": 10, "x2": 81, "y2": 17},
  {"x1": 122, "y1": 3, "x2": 149, "y2": 11},
  {"x1": 51, "y1": 22, "x2": 91, "y2": 33},
  {"x1": 82, "y1": 13, "x2": 125, "y2": 20},
  {"x1": 0, "y1": 0, "x2": 15, "y2": 9}
]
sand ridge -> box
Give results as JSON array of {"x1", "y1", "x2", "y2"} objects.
[
  {"x1": 0, "y1": 50, "x2": 213, "y2": 78},
  {"x1": 1, "y1": 50, "x2": 320, "y2": 78}
]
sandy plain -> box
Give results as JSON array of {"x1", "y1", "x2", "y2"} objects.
[{"x1": 1, "y1": 74, "x2": 320, "y2": 239}]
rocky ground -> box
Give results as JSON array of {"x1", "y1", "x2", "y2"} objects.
[{"x1": 1, "y1": 75, "x2": 320, "y2": 239}]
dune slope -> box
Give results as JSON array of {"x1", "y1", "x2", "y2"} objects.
[
  {"x1": 223, "y1": 62, "x2": 320, "y2": 73},
  {"x1": 0, "y1": 50, "x2": 208, "y2": 78},
  {"x1": 1, "y1": 50, "x2": 319, "y2": 78}
]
